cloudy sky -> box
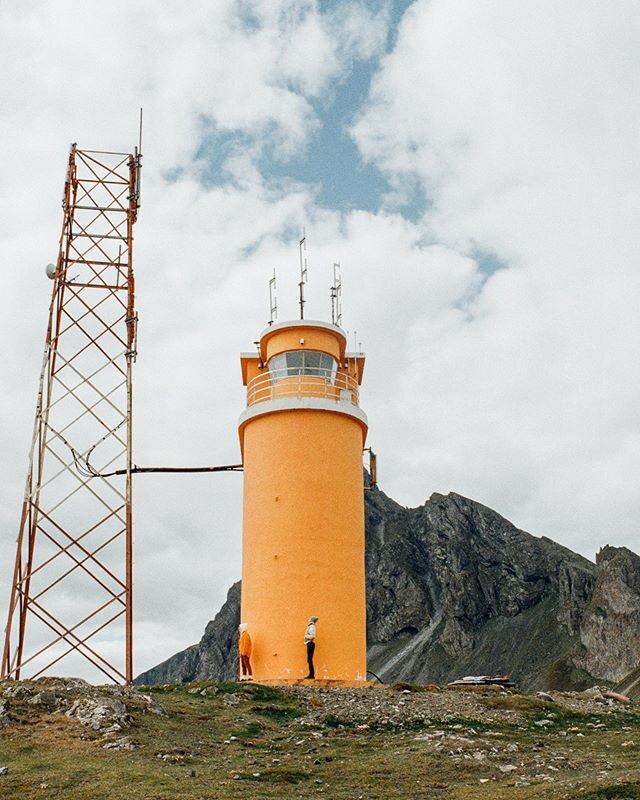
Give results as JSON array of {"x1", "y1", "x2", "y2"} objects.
[{"x1": 1, "y1": 0, "x2": 639, "y2": 680}]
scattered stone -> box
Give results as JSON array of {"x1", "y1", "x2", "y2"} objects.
[
  {"x1": 577, "y1": 686, "x2": 604, "y2": 700},
  {"x1": 602, "y1": 690, "x2": 631, "y2": 703},
  {"x1": 223, "y1": 693, "x2": 240, "y2": 706},
  {"x1": 534, "y1": 719, "x2": 553, "y2": 728},
  {"x1": 102, "y1": 723, "x2": 123, "y2": 735},
  {"x1": 497, "y1": 764, "x2": 517, "y2": 773},
  {"x1": 103, "y1": 736, "x2": 136, "y2": 751},
  {"x1": 136, "y1": 693, "x2": 169, "y2": 716},
  {"x1": 536, "y1": 691, "x2": 554, "y2": 702}
]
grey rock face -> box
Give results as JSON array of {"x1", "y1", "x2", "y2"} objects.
[
  {"x1": 577, "y1": 546, "x2": 640, "y2": 681},
  {"x1": 66, "y1": 696, "x2": 129, "y2": 731},
  {"x1": 0, "y1": 699, "x2": 9, "y2": 726},
  {"x1": 135, "y1": 489, "x2": 640, "y2": 691},
  {"x1": 365, "y1": 490, "x2": 599, "y2": 690},
  {"x1": 0, "y1": 678, "x2": 167, "y2": 743},
  {"x1": 28, "y1": 691, "x2": 65, "y2": 713},
  {"x1": 2, "y1": 683, "x2": 32, "y2": 700}
]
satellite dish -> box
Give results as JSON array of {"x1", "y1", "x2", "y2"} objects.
[{"x1": 45, "y1": 263, "x2": 56, "y2": 279}]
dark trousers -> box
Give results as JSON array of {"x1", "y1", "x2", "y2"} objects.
[
  {"x1": 240, "y1": 654, "x2": 252, "y2": 676},
  {"x1": 306, "y1": 641, "x2": 315, "y2": 678}
]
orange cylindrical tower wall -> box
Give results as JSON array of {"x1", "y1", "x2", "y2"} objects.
[{"x1": 239, "y1": 320, "x2": 368, "y2": 682}]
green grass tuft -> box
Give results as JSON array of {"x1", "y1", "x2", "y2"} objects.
[
  {"x1": 236, "y1": 768, "x2": 309, "y2": 784},
  {"x1": 571, "y1": 783, "x2": 640, "y2": 799},
  {"x1": 251, "y1": 703, "x2": 300, "y2": 720},
  {"x1": 323, "y1": 713, "x2": 356, "y2": 728}
]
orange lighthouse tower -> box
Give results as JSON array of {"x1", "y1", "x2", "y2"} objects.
[{"x1": 239, "y1": 320, "x2": 368, "y2": 682}]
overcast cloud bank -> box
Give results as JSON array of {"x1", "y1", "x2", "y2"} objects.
[{"x1": 1, "y1": 0, "x2": 639, "y2": 678}]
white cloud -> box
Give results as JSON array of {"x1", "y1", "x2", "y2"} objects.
[{"x1": 352, "y1": 0, "x2": 640, "y2": 551}]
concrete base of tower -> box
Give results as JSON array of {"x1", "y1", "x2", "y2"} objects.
[{"x1": 251, "y1": 678, "x2": 380, "y2": 689}]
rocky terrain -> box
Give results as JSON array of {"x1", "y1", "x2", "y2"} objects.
[
  {"x1": 136, "y1": 488, "x2": 640, "y2": 692},
  {"x1": 1, "y1": 677, "x2": 639, "y2": 799}
]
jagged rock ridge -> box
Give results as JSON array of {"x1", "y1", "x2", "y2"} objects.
[{"x1": 135, "y1": 489, "x2": 640, "y2": 691}]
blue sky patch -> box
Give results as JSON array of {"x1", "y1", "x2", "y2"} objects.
[{"x1": 195, "y1": 0, "x2": 419, "y2": 214}]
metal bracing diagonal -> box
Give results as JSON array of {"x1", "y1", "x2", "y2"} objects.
[
  {"x1": 42, "y1": 441, "x2": 127, "y2": 513},
  {"x1": 32, "y1": 505, "x2": 126, "y2": 590},
  {"x1": 50, "y1": 378, "x2": 127, "y2": 440},
  {"x1": 52, "y1": 347, "x2": 128, "y2": 401},
  {"x1": 22, "y1": 597, "x2": 126, "y2": 683},
  {"x1": 38, "y1": 422, "x2": 126, "y2": 492},
  {"x1": 49, "y1": 369, "x2": 127, "y2": 434},
  {"x1": 17, "y1": 505, "x2": 125, "y2": 583},
  {"x1": 58, "y1": 284, "x2": 128, "y2": 339},
  {"x1": 59, "y1": 293, "x2": 128, "y2": 350},
  {"x1": 31, "y1": 521, "x2": 126, "y2": 602}
]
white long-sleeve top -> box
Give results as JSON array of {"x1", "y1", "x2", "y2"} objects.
[{"x1": 304, "y1": 623, "x2": 316, "y2": 643}]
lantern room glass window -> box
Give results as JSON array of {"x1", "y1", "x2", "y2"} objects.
[{"x1": 268, "y1": 351, "x2": 338, "y2": 382}]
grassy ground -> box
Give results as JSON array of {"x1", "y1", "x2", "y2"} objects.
[{"x1": 1, "y1": 681, "x2": 639, "y2": 799}]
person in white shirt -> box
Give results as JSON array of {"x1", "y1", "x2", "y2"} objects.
[{"x1": 304, "y1": 616, "x2": 318, "y2": 679}]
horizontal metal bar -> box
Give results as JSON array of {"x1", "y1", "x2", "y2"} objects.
[
  {"x1": 78, "y1": 149, "x2": 131, "y2": 156},
  {"x1": 65, "y1": 282, "x2": 128, "y2": 291},
  {"x1": 66, "y1": 259, "x2": 129, "y2": 268},
  {"x1": 70, "y1": 233, "x2": 128, "y2": 241},
  {"x1": 75, "y1": 179, "x2": 128, "y2": 185},
  {"x1": 74, "y1": 205, "x2": 128, "y2": 213}
]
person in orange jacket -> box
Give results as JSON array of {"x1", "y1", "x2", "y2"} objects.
[{"x1": 238, "y1": 623, "x2": 253, "y2": 681}]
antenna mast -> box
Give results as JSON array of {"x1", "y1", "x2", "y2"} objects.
[
  {"x1": 2, "y1": 144, "x2": 141, "y2": 684},
  {"x1": 268, "y1": 269, "x2": 277, "y2": 326},
  {"x1": 330, "y1": 262, "x2": 342, "y2": 326},
  {"x1": 298, "y1": 230, "x2": 308, "y2": 319}
]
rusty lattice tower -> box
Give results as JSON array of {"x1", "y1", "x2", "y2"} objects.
[{"x1": 2, "y1": 144, "x2": 141, "y2": 683}]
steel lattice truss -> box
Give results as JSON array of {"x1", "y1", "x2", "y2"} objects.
[{"x1": 2, "y1": 145, "x2": 141, "y2": 683}]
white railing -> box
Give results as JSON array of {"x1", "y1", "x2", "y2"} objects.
[{"x1": 247, "y1": 367, "x2": 360, "y2": 408}]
